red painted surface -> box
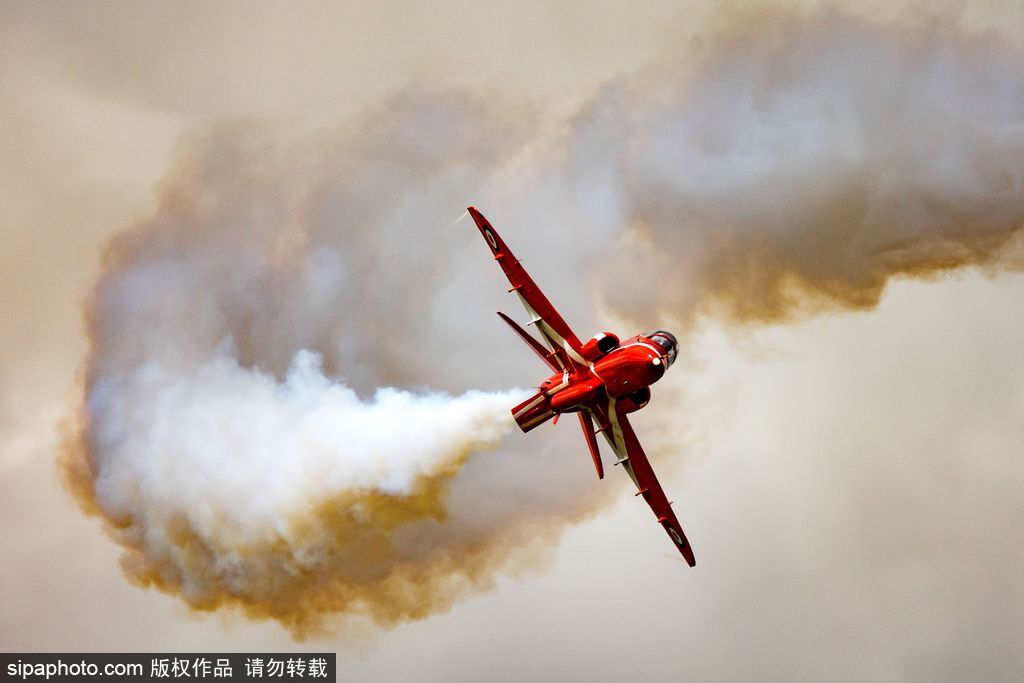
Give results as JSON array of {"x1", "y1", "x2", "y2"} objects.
[{"x1": 469, "y1": 206, "x2": 696, "y2": 567}]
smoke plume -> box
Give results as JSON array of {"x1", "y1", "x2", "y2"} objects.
[
  {"x1": 63, "y1": 8, "x2": 1024, "y2": 635},
  {"x1": 570, "y1": 9, "x2": 1024, "y2": 326}
]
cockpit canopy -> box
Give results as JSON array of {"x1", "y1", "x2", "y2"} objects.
[{"x1": 646, "y1": 330, "x2": 679, "y2": 367}]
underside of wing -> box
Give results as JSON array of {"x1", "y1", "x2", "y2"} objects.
[
  {"x1": 469, "y1": 207, "x2": 587, "y2": 373},
  {"x1": 591, "y1": 396, "x2": 696, "y2": 566}
]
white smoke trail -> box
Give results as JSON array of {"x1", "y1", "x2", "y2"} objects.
[
  {"x1": 90, "y1": 346, "x2": 522, "y2": 561},
  {"x1": 63, "y1": 98, "x2": 554, "y2": 634},
  {"x1": 63, "y1": 8, "x2": 1024, "y2": 636}
]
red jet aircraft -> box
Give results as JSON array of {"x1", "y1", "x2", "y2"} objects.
[{"x1": 469, "y1": 207, "x2": 696, "y2": 566}]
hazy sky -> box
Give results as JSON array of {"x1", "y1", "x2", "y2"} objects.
[{"x1": 2, "y1": 1, "x2": 1023, "y2": 680}]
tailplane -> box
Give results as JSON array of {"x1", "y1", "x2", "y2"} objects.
[{"x1": 497, "y1": 312, "x2": 558, "y2": 372}]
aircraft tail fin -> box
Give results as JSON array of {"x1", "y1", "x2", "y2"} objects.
[{"x1": 578, "y1": 410, "x2": 604, "y2": 479}]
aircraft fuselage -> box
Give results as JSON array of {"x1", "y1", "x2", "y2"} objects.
[
  {"x1": 514, "y1": 332, "x2": 677, "y2": 433},
  {"x1": 469, "y1": 206, "x2": 696, "y2": 565}
]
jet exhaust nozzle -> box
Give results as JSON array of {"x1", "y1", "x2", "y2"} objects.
[{"x1": 511, "y1": 391, "x2": 555, "y2": 433}]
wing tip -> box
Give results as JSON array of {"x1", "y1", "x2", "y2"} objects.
[
  {"x1": 680, "y1": 539, "x2": 696, "y2": 567},
  {"x1": 467, "y1": 205, "x2": 489, "y2": 227}
]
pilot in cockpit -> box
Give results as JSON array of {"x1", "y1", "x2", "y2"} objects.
[{"x1": 646, "y1": 330, "x2": 679, "y2": 366}]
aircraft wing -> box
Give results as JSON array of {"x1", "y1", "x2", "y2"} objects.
[
  {"x1": 591, "y1": 397, "x2": 697, "y2": 566},
  {"x1": 468, "y1": 207, "x2": 587, "y2": 373}
]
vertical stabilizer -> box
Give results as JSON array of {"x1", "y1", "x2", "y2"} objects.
[{"x1": 578, "y1": 411, "x2": 604, "y2": 479}]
